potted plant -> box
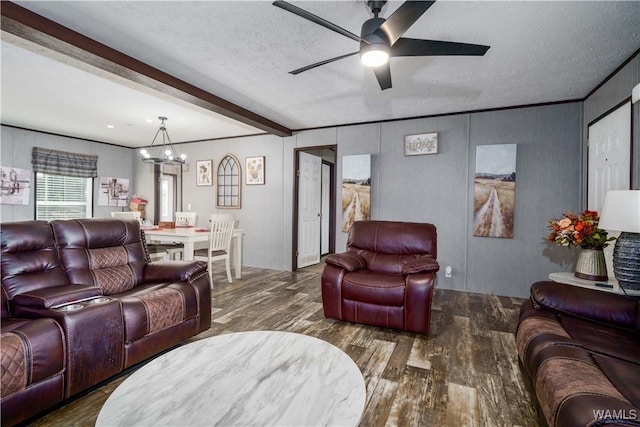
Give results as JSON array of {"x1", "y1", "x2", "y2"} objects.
[{"x1": 547, "y1": 210, "x2": 615, "y2": 281}]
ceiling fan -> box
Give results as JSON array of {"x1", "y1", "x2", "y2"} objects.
[{"x1": 273, "y1": 0, "x2": 490, "y2": 90}]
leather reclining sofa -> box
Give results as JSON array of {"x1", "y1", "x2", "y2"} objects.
[
  {"x1": 322, "y1": 220, "x2": 439, "y2": 335},
  {"x1": 517, "y1": 281, "x2": 640, "y2": 427},
  {"x1": 1, "y1": 218, "x2": 211, "y2": 426}
]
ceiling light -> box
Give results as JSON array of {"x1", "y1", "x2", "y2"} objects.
[
  {"x1": 140, "y1": 116, "x2": 186, "y2": 166},
  {"x1": 360, "y1": 43, "x2": 389, "y2": 67},
  {"x1": 106, "y1": 124, "x2": 115, "y2": 129}
]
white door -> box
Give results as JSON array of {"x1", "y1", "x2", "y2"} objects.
[
  {"x1": 321, "y1": 163, "x2": 331, "y2": 255},
  {"x1": 588, "y1": 101, "x2": 631, "y2": 211},
  {"x1": 297, "y1": 152, "x2": 322, "y2": 268},
  {"x1": 160, "y1": 174, "x2": 176, "y2": 222}
]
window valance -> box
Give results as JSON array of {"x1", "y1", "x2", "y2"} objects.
[{"x1": 32, "y1": 147, "x2": 98, "y2": 178}]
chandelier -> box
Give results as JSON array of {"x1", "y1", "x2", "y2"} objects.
[{"x1": 140, "y1": 116, "x2": 186, "y2": 165}]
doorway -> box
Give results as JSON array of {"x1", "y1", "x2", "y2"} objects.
[
  {"x1": 153, "y1": 164, "x2": 182, "y2": 223},
  {"x1": 587, "y1": 100, "x2": 632, "y2": 211},
  {"x1": 293, "y1": 146, "x2": 336, "y2": 271}
]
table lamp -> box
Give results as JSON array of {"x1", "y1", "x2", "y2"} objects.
[{"x1": 598, "y1": 190, "x2": 640, "y2": 291}]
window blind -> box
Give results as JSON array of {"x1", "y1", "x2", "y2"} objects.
[
  {"x1": 35, "y1": 173, "x2": 93, "y2": 220},
  {"x1": 32, "y1": 147, "x2": 98, "y2": 178}
]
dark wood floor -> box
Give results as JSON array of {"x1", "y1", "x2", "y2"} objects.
[{"x1": 29, "y1": 264, "x2": 539, "y2": 427}]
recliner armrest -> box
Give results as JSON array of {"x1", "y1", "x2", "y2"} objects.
[
  {"x1": 143, "y1": 260, "x2": 208, "y2": 283},
  {"x1": 402, "y1": 256, "x2": 439, "y2": 275},
  {"x1": 530, "y1": 281, "x2": 639, "y2": 331},
  {"x1": 13, "y1": 284, "x2": 102, "y2": 308},
  {"x1": 325, "y1": 253, "x2": 366, "y2": 272}
]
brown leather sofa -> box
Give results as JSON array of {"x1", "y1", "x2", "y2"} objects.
[
  {"x1": 516, "y1": 281, "x2": 640, "y2": 427},
  {"x1": 1, "y1": 218, "x2": 211, "y2": 426},
  {"x1": 322, "y1": 220, "x2": 439, "y2": 334}
]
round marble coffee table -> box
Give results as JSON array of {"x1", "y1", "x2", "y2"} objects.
[{"x1": 96, "y1": 331, "x2": 366, "y2": 426}]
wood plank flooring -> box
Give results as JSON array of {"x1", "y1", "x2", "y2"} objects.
[{"x1": 28, "y1": 265, "x2": 539, "y2": 427}]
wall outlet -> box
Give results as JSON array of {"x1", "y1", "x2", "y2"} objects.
[
  {"x1": 445, "y1": 266, "x2": 452, "y2": 278},
  {"x1": 187, "y1": 203, "x2": 192, "y2": 211}
]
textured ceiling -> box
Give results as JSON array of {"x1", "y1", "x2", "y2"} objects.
[{"x1": 1, "y1": 1, "x2": 639, "y2": 148}]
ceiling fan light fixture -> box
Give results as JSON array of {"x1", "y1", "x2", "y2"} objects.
[{"x1": 360, "y1": 43, "x2": 390, "y2": 67}]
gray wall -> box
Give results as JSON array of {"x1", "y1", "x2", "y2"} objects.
[
  {"x1": 0, "y1": 103, "x2": 583, "y2": 298},
  {"x1": 130, "y1": 102, "x2": 583, "y2": 298},
  {"x1": 0, "y1": 127, "x2": 134, "y2": 222},
  {"x1": 3, "y1": 52, "x2": 637, "y2": 298}
]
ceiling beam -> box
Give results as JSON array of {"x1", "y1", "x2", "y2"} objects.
[{"x1": 1, "y1": 1, "x2": 293, "y2": 137}]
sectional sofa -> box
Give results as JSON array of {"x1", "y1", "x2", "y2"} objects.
[
  {"x1": 517, "y1": 281, "x2": 640, "y2": 427},
  {"x1": 1, "y1": 218, "x2": 211, "y2": 426}
]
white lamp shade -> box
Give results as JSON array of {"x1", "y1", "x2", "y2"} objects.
[{"x1": 598, "y1": 190, "x2": 640, "y2": 233}]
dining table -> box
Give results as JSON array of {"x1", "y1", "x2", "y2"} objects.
[{"x1": 143, "y1": 227, "x2": 243, "y2": 279}]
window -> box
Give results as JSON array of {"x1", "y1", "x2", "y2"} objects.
[
  {"x1": 31, "y1": 147, "x2": 98, "y2": 221},
  {"x1": 36, "y1": 173, "x2": 93, "y2": 220}
]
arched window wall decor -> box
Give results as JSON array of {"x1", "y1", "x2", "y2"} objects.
[{"x1": 216, "y1": 154, "x2": 241, "y2": 209}]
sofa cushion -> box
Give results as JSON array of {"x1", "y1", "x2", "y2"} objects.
[
  {"x1": 1, "y1": 318, "x2": 65, "y2": 399},
  {"x1": 0, "y1": 333, "x2": 27, "y2": 398},
  {"x1": 342, "y1": 271, "x2": 405, "y2": 306},
  {"x1": 115, "y1": 283, "x2": 198, "y2": 342},
  {"x1": 559, "y1": 315, "x2": 640, "y2": 364},
  {"x1": 534, "y1": 346, "x2": 634, "y2": 427},
  {"x1": 348, "y1": 221, "x2": 437, "y2": 257},
  {"x1": 52, "y1": 218, "x2": 147, "y2": 289},
  {"x1": 1, "y1": 221, "x2": 70, "y2": 307},
  {"x1": 593, "y1": 353, "x2": 640, "y2": 408}
]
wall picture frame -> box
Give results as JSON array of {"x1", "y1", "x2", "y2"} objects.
[
  {"x1": 98, "y1": 176, "x2": 129, "y2": 207},
  {"x1": 404, "y1": 132, "x2": 439, "y2": 156},
  {"x1": 196, "y1": 160, "x2": 213, "y2": 186},
  {"x1": 245, "y1": 156, "x2": 265, "y2": 185},
  {"x1": 473, "y1": 144, "x2": 517, "y2": 239}
]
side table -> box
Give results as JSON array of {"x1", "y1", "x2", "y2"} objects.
[{"x1": 549, "y1": 272, "x2": 640, "y2": 296}]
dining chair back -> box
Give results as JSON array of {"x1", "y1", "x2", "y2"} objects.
[
  {"x1": 193, "y1": 218, "x2": 236, "y2": 285},
  {"x1": 110, "y1": 211, "x2": 141, "y2": 220},
  {"x1": 175, "y1": 212, "x2": 197, "y2": 227}
]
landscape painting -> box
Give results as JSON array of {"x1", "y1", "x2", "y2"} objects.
[
  {"x1": 473, "y1": 144, "x2": 517, "y2": 238},
  {"x1": 342, "y1": 154, "x2": 371, "y2": 233}
]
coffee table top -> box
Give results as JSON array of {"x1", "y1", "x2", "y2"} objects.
[{"x1": 96, "y1": 331, "x2": 366, "y2": 426}]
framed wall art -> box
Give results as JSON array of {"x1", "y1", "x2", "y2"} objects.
[
  {"x1": 196, "y1": 160, "x2": 213, "y2": 186},
  {"x1": 98, "y1": 176, "x2": 129, "y2": 207},
  {"x1": 0, "y1": 166, "x2": 31, "y2": 205},
  {"x1": 473, "y1": 144, "x2": 517, "y2": 238},
  {"x1": 245, "y1": 156, "x2": 265, "y2": 185},
  {"x1": 342, "y1": 154, "x2": 371, "y2": 233},
  {"x1": 404, "y1": 132, "x2": 438, "y2": 156}
]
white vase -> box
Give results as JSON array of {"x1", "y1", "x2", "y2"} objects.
[{"x1": 574, "y1": 247, "x2": 608, "y2": 281}]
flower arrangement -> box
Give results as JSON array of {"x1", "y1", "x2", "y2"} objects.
[{"x1": 547, "y1": 210, "x2": 614, "y2": 249}]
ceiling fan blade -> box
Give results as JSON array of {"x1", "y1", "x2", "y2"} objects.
[
  {"x1": 372, "y1": 64, "x2": 392, "y2": 90},
  {"x1": 273, "y1": 1, "x2": 364, "y2": 44},
  {"x1": 376, "y1": 1, "x2": 435, "y2": 45},
  {"x1": 290, "y1": 52, "x2": 359, "y2": 75},
  {"x1": 391, "y1": 38, "x2": 490, "y2": 57}
]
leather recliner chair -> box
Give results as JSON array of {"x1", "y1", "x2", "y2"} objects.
[{"x1": 321, "y1": 220, "x2": 439, "y2": 334}]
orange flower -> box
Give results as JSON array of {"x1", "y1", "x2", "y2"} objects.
[
  {"x1": 547, "y1": 209, "x2": 613, "y2": 249},
  {"x1": 558, "y1": 218, "x2": 572, "y2": 228}
]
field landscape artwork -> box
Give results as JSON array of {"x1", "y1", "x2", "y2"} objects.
[
  {"x1": 342, "y1": 154, "x2": 371, "y2": 232},
  {"x1": 473, "y1": 144, "x2": 517, "y2": 238}
]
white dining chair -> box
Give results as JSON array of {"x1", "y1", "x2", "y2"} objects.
[
  {"x1": 110, "y1": 211, "x2": 141, "y2": 220},
  {"x1": 194, "y1": 218, "x2": 236, "y2": 285},
  {"x1": 175, "y1": 211, "x2": 197, "y2": 227}
]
